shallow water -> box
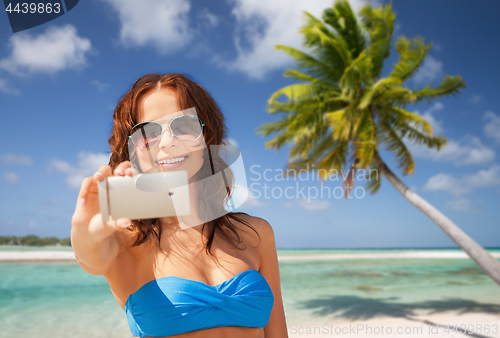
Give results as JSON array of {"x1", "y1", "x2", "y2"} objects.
[{"x1": 0, "y1": 249, "x2": 499, "y2": 337}]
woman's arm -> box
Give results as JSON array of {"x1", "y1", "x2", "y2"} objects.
[
  {"x1": 256, "y1": 217, "x2": 289, "y2": 338},
  {"x1": 71, "y1": 162, "x2": 134, "y2": 275}
]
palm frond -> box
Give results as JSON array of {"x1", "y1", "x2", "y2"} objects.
[
  {"x1": 322, "y1": 0, "x2": 366, "y2": 59},
  {"x1": 315, "y1": 139, "x2": 349, "y2": 177},
  {"x1": 389, "y1": 106, "x2": 434, "y2": 136},
  {"x1": 299, "y1": 11, "x2": 349, "y2": 82},
  {"x1": 339, "y1": 49, "x2": 372, "y2": 91},
  {"x1": 358, "y1": 77, "x2": 402, "y2": 109},
  {"x1": 376, "y1": 86, "x2": 416, "y2": 107},
  {"x1": 378, "y1": 120, "x2": 415, "y2": 175},
  {"x1": 359, "y1": 2, "x2": 396, "y2": 79},
  {"x1": 258, "y1": 0, "x2": 465, "y2": 197},
  {"x1": 414, "y1": 75, "x2": 466, "y2": 103},
  {"x1": 275, "y1": 45, "x2": 338, "y2": 82},
  {"x1": 283, "y1": 68, "x2": 337, "y2": 87},
  {"x1": 256, "y1": 113, "x2": 295, "y2": 138},
  {"x1": 389, "y1": 36, "x2": 431, "y2": 81},
  {"x1": 352, "y1": 112, "x2": 378, "y2": 168},
  {"x1": 392, "y1": 118, "x2": 447, "y2": 151},
  {"x1": 364, "y1": 162, "x2": 382, "y2": 194},
  {"x1": 268, "y1": 83, "x2": 320, "y2": 106}
]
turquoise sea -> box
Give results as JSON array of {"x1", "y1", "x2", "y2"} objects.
[{"x1": 1, "y1": 247, "x2": 500, "y2": 338}]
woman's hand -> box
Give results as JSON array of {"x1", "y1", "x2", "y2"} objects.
[{"x1": 71, "y1": 161, "x2": 137, "y2": 246}]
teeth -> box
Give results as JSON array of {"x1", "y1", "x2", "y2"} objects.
[{"x1": 158, "y1": 156, "x2": 186, "y2": 164}]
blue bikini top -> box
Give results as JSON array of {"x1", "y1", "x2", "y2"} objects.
[{"x1": 124, "y1": 269, "x2": 274, "y2": 337}]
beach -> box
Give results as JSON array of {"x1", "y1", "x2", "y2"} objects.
[
  {"x1": 2, "y1": 248, "x2": 499, "y2": 262},
  {"x1": 1, "y1": 248, "x2": 499, "y2": 338}
]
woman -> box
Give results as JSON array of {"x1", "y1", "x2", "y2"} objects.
[{"x1": 71, "y1": 73, "x2": 289, "y2": 338}]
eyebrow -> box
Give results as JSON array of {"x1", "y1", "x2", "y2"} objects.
[
  {"x1": 155, "y1": 115, "x2": 184, "y2": 121},
  {"x1": 140, "y1": 114, "x2": 184, "y2": 123}
]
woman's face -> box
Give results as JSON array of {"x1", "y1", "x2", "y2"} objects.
[{"x1": 133, "y1": 88, "x2": 205, "y2": 179}]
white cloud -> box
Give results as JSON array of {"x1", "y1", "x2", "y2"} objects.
[
  {"x1": 404, "y1": 103, "x2": 495, "y2": 166},
  {"x1": 3, "y1": 171, "x2": 19, "y2": 184},
  {"x1": 92, "y1": 79, "x2": 110, "y2": 92},
  {"x1": 28, "y1": 220, "x2": 38, "y2": 228},
  {"x1": 483, "y1": 111, "x2": 500, "y2": 144},
  {"x1": 0, "y1": 78, "x2": 20, "y2": 95},
  {"x1": 445, "y1": 197, "x2": 481, "y2": 214},
  {"x1": 0, "y1": 25, "x2": 92, "y2": 75},
  {"x1": 413, "y1": 102, "x2": 444, "y2": 135},
  {"x1": 238, "y1": 186, "x2": 264, "y2": 208},
  {"x1": 423, "y1": 173, "x2": 467, "y2": 196},
  {"x1": 227, "y1": 138, "x2": 238, "y2": 147},
  {"x1": 0, "y1": 153, "x2": 33, "y2": 165},
  {"x1": 433, "y1": 42, "x2": 443, "y2": 53},
  {"x1": 199, "y1": 8, "x2": 219, "y2": 28},
  {"x1": 409, "y1": 134, "x2": 495, "y2": 166},
  {"x1": 47, "y1": 151, "x2": 110, "y2": 190},
  {"x1": 296, "y1": 198, "x2": 330, "y2": 211},
  {"x1": 468, "y1": 94, "x2": 483, "y2": 104},
  {"x1": 98, "y1": 0, "x2": 192, "y2": 54},
  {"x1": 423, "y1": 164, "x2": 500, "y2": 197},
  {"x1": 413, "y1": 55, "x2": 443, "y2": 84},
  {"x1": 222, "y1": 0, "x2": 371, "y2": 79}
]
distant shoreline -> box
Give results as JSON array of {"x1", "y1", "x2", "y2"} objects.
[{"x1": 1, "y1": 250, "x2": 499, "y2": 262}]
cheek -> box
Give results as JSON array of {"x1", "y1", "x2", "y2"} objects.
[
  {"x1": 192, "y1": 149, "x2": 205, "y2": 170},
  {"x1": 136, "y1": 150, "x2": 156, "y2": 170},
  {"x1": 186, "y1": 143, "x2": 205, "y2": 161}
]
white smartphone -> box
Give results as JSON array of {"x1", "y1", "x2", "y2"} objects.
[{"x1": 97, "y1": 171, "x2": 191, "y2": 223}]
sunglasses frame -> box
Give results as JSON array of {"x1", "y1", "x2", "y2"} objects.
[{"x1": 129, "y1": 114, "x2": 205, "y2": 150}]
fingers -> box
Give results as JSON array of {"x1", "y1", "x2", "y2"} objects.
[
  {"x1": 93, "y1": 164, "x2": 112, "y2": 182},
  {"x1": 92, "y1": 161, "x2": 136, "y2": 184},
  {"x1": 72, "y1": 177, "x2": 98, "y2": 226},
  {"x1": 75, "y1": 176, "x2": 93, "y2": 209},
  {"x1": 112, "y1": 161, "x2": 136, "y2": 177}
]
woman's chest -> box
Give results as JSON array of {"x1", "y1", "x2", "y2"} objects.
[{"x1": 105, "y1": 229, "x2": 261, "y2": 310}]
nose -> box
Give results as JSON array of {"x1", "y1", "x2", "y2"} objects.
[{"x1": 158, "y1": 127, "x2": 177, "y2": 148}]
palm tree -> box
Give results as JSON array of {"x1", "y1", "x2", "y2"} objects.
[{"x1": 257, "y1": 0, "x2": 500, "y2": 286}]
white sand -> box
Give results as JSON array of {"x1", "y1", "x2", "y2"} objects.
[
  {"x1": 278, "y1": 251, "x2": 500, "y2": 260},
  {"x1": 2, "y1": 250, "x2": 499, "y2": 337},
  {"x1": 1, "y1": 250, "x2": 499, "y2": 262},
  {"x1": 0, "y1": 251, "x2": 76, "y2": 262},
  {"x1": 288, "y1": 311, "x2": 500, "y2": 337}
]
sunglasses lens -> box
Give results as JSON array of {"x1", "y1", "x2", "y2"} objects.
[
  {"x1": 131, "y1": 122, "x2": 162, "y2": 149},
  {"x1": 171, "y1": 115, "x2": 203, "y2": 141}
]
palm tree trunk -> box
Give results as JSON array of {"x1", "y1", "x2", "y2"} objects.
[{"x1": 372, "y1": 150, "x2": 500, "y2": 287}]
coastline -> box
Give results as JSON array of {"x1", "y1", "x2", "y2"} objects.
[
  {"x1": 1, "y1": 249, "x2": 499, "y2": 262},
  {"x1": 0, "y1": 250, "x2": 77, "y2": 262},
  {"x1": 1, "y1": 249, "x2": 499, "y2": 338}
]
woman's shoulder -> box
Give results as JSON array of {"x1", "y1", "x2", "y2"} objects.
[
  {"x1": 113, "y1": 214, "x2": 275, "y2": 255},
  {"x1": 232, "y1": 213, "x2": 272, "y2": 232},
  {"x1": 227, "y1": 213, "x2": 274, "y2": 247}
]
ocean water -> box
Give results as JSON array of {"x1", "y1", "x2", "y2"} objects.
[{"x1": 1, "y1": 248, "x2": 500, "y2": 337}]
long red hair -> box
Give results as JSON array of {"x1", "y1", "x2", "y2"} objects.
[{"x1": 106, "y1": 73, "x2": 258, "y2": 256}]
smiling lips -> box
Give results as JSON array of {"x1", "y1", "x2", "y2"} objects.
[
  {"x1": 156, "y1": 156, "x2": 187, "y2": 164},
  {"x1": 156, "y1": 156, "x2": 188, "y2": 169}
]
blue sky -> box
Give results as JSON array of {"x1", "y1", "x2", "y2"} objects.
[{"x1": 0, "y1": 0, "x2": 499, "y2": 249}]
